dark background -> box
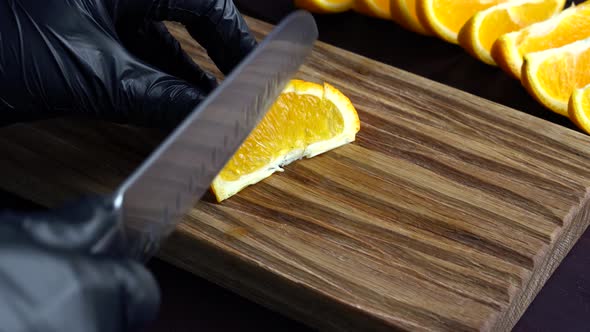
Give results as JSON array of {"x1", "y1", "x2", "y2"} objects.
[{"x1": 2, "y1": 0, "x2": 589, "y2": 331}]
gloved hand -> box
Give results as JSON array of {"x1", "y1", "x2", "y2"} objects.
[
  {"x1": 0, "y1": 196, "x2": 160, "y2": 332},
  {"x1": 0, "y1": 0, "x2": 257, "y2": 130}
]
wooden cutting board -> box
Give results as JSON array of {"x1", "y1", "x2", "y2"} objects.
[{"x1": 2, "y1": 16, "x2": 590, "y2": 332}]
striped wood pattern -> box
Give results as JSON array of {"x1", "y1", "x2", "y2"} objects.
[{"x1": 1, "y1": 16, "x2": 590, "y2": 332}]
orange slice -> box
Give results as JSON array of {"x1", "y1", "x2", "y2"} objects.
[
  {"x1": 568, "y1": 83, "x2": 590, "y2": 133},
  {"x1": 458, "y1": 0, "x2": 566, "y2": 66},
  {"x1": 416, "y1": 0, "x2": 510, "y2": 44},
  {"x1": 211, "y1": 80, "x2": 360, "y2": 202},
  {"x1": 522, "y1": 37, "x2": 590, "y2": 117},
  {"x1": 294, "y1": 0, "x2": 355, "y2": 13},
  {"x1": 491, "y1": 1, "x2": 590, "y2": 79},
  {"x1": 353, "y1": 0, "x2": 391, "y2": 19},
  {"x1": 390, "y1": 0, "x2": 433, "y2": 35}
]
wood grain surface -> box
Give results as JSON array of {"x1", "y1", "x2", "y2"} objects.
[{"x1": 1, "y1": 16, "x2": 590, "y2": 332}]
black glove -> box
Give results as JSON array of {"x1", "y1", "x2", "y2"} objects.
[
  {"x1": 0, "y1": 196, "x2": 160, "y2": 332},
  {"x1": 0, "y1": 0, "x2": 257, "y2": 130}
]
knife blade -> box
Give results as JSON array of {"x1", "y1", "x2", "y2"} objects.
[{"x1": 112, "y1": 10, "x2": 318, "y2": 261}]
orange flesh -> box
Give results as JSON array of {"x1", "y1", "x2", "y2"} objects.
[
  {"x1": 536, "y1": 49, "x2": 590, "y2": 101},
  {"x1": 516, "y1": 4, "x2": 590, "y2": 56},
  {"x1": 582, "y1": 88, "x2": 590, "y2": 111},
  {"x1": 219, "y1": 93, "x2": 344, "y2": 181},
  {"x1": 433, "y1": 0, "x2": 509, "y2": 33},
  {"x1": 480, "y1": 1, "x2": 561, "y2": 52}
]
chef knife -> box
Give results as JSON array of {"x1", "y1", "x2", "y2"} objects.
[{"x1": 105, "y1": 10, "x2": 318, "y2": 261}]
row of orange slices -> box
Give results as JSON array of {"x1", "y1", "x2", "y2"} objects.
[{"x1": 294, "y1": 0, "x2": 590, "y2": 134}]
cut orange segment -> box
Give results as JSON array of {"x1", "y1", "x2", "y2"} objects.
[
  {"x1": 211, "y1": 80, "x2": 360, "y2": 202},
  {"x1": 568, "y1": 83, "x2": 590, "y2": 133},
  {"x1": 458, "y1": 0, "x2": 566, "y2": 66},
  {"x1": 390, "y1": 0, "x2": 433, "y2": 35},
  {"x1": 416, "y1": 0, "x2": 510, "y2": 44},
  {"x1": 522, "y1": 37, "x2": 590, "y2": 117},
  {"x1": 491, "y1": 1, "x2": 590, "y2": 79},
  {"x1": 353, "y1": 0, "x2": 391, "y2": 19},
  {"x1": 294, "y1": 0, "x2": 355, "y2": 13}
]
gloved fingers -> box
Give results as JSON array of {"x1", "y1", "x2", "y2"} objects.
[
  {"x1": 0, "y1": 248, "x2": 160, "y2": 332},
  {"x1": 119, "y1": 63, "x2": 207, "y2": 130},
  {"x1": 117, "y1": 0, "x2": 257, "y2": 75},
  {"x1": 88, "y1": 256, "x2": 161, "y2": 332},
  {"x1": 0, "y1": 195, "x2": 124, "y2": 254},
  {"x1": 117, "y1": 19, "x2": 218, "y2": 93},
  {"x1": 156, "y1": 0, "x2": 258, "y2": 75}
]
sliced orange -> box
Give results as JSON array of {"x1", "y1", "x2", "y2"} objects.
[
  {"x1": 294, "y1": 0, "x2": 355, "y2": 13},
  {"x1": 568, "y1": 83, "x2": 590, "y2": 133},
  {"x1": 522, "y1": 37, "x2": 590, "y2": 117},
  {"x1": 353, "y1": 0, "x2": 391, "y2": 19},
  {"x1": 416, "y1": 0, "x2": 510, "y2": 44},
  {"x1": 211, "y1": 80, "x2": 360, "y2": 202},
  {"x1": 458, "y1": 0, "x2": 566, "y2": 66},
  {"x1": 491, "y1": 1, "x2": 590, "y2": 79},
  {"x1": 390, "y1": 0, "x2": 433, "y2": 35}
]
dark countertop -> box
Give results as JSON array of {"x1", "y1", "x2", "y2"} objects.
[{"x1": 1, "y1": 1, "x2": 589, "y2": 331}]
